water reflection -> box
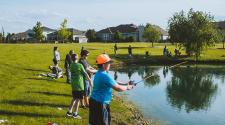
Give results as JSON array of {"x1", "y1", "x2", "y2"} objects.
[
  {"x1": 143, "y1": 66, "x2": 160, "y2": 87},
  {"x1": 111, "y1": 65, "x2": 225, "y2": 125},
  {"x1": 113, "y1": 66, "x2": 161, "y2": 87},
  {"x1": 114, "y1": 71, "x2": 118, "y2": 80},
  {"x1": 163, "y1": 66, "x2": 169, "y2": 78},
  {"x1": 166, "y1": 66, "x2": 218, "y2": 113}
]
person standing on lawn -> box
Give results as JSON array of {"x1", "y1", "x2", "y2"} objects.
[
  {"x1": 64, "y1": 50, "x2": 74, "y2": 84},
  {"x1": 128, "y1": 45, "x2": 132, "y2": 57},
  {"x1": 114, "y1": 43, "x2": 118, "y2": 56},
  {"x1": 79, "y1": 50, "x2": 97, "y2": 108},
  {"x1": 66, "y1": 54, "x2": 92, "y2": 119},
  {"x1": 89, "y1": 54, "x2": 134, "y2": 125},
  {"x1": 53, "y1": 47, "x2": 60, "y2": 65}
]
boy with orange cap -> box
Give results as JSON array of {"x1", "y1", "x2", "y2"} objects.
[{"x1": 89, "y1": 54, "x2": 134, "y2": 125}]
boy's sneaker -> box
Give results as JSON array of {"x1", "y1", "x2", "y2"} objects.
[
  {"x1": 72, "y1": 113, "x2": 82, "y2": 119},
  {"x1": 80, "y1": 105, "x2": 86, "y2": 109},
  {"x1": 66, "y1": 111, "x2": 73, "y2": 117}
]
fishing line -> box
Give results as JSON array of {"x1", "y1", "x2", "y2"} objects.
[{"x1": 132, "y1": 61, "x2": 188, "y2": 86}]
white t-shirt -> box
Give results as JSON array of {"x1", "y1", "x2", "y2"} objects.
[{"x1": 54, "y1": 51, "x2": 60, "y2": 61}]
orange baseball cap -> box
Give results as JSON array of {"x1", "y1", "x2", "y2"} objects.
[{"x1": 96, "y1": 54, "x2": 112, "y2": 64}]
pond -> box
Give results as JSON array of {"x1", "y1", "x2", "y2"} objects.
[{"x1": 110, "y1": 65, "x2": 225, "y2": 125}]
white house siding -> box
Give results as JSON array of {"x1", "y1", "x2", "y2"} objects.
[
  {"x1": 161, "y1": 35, "x2": 169, "y2": 40},
  {"x1": 98, "y1": 33, "x2": 113, "y2": 41},
  {"x1": 73, "y1": 35, "x2": 88, "y2": 43},
  {"x1": 43, "y1": 31, "x2": 54, "y2": 40}
]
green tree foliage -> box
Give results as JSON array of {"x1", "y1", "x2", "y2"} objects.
[
  {"x1": 6, "y1": 33, "x2": 14, "y2": 43},
  {"x1": 85, "y1": 29, "x2": 97, "y2": 42},
  {"x1": 58, "y1": 19, "x2": 71, "y2": 43},
  {"x1": 217, "y1": 29, "x2": 225, "y2": 49},
  {"x1": 114, "y1": 31, "x2": 122, "y2": 42},
  {"x1": 167, "y1": 66, "x2": 218, "y2": 112},
  {"x1": 124, "y1": 36, "x2": 134, "y2": 42},
  {"x1": 168, "y1": 9, "x2": 221, "y2": 60},
  {"x1": 33, "y1": 21, "x2": 44, "y2": 42},
  {"x1": 143, "y1": 23, "x2": 161, "y2": 47}
]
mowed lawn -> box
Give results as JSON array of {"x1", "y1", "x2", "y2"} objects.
[{"x1": 0, "y1": 42, "x2": 224, "y2": 125}]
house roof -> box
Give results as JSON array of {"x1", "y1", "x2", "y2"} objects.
[
  {"x1": 152, "y1": 25, "x2": 169, "y2": 36},
  {"x1": 47, "y1": 31, "x2": 58, "y2": 36},
  {"x1": 67, "y1": 28, "x2": 86, "y2": 35},
  {"x1": 214, "y1": 21, "x2": 225, "y2": 30},
  {"x1": 12, "y1": 32, "x2": 28, "y2": 38},
  {"x1": 47, "y1": 28, "x2": 86, "y2": 36},
  {"x1": 41, "y1": 26, "x2": 56, "y2": 32},
  {"x1": 97, "y1": 24, "x2": 168, "y2": 35},
  {"x1": 25, "y1": 29, "x2": 35, "y2": 34},
  {"x1": 97, "y1": 24, "x2": 138, "y2": 34}
]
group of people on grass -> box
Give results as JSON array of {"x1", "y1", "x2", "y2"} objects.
[
  {"x1": 163, "y1": 45, "x2": 181, "y2": 57},
  {"x1": 114, "y1": 44, "x2": 133, "y2": 57},
  {"x1": 51, "y1": 46, "x2": 134, "y2": 125}
]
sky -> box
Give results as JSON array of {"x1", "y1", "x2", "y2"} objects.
[{"x1": 0, "y1": 0, "x2": 225, "y2": 33}]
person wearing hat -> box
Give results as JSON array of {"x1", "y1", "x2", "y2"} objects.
[
  {"x1": 89, "y1": 54, "x2": 134, "y2": 125},
  {"x1": 79, "y1": 50, "x2": 97, "y2": 108},
  {"x1": 64, "y1": 50, "x2": 74, "y2": 84},
  {"x1": 66, "y1": 54, "x2": 93, "y2": 119}
]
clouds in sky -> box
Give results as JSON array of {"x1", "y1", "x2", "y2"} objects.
[{"x1": 0, "y1": 0, "x2": 225, "y2": 33}]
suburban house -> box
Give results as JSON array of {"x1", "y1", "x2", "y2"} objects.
[
  {"x1": 96, "y1": 24, "x2": 168, "y2": 42},
  {"x1": 11, "y1": 29, "x2": 34, "y2": 41},
  {"x1": 41, "y1": 26, "x2": 56, "y2": 40},
  {"x1": 11, "y1": 26, "x2": 56, "y2": 41},
  {"x1": 47, "y1": 28, "x2": 88, "y2": 43},
  {"x1": 151, "y1": 25, "x2": 169, "y2": 40},
  {"x1": 68, "y1": 28, "x2": 88, "y2": 43},
  {"x1": 214, "y1": 21, "x2": 225, "y2": 30},
  {"x1": 97, "y1": 24, "x2": 140, "y2": 41}
]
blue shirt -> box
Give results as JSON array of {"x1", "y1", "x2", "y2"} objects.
[{"x1": 91, "y1": 70, "x2": 117, "y2": 104}]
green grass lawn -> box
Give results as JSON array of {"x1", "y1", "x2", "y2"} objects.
[{"x1": 0, "y1": 42, "x2": 224, "y2": 125}]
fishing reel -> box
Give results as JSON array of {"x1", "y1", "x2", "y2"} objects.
[{"x1": 128, "y1": 80, "x2": 137, "y2": 86}]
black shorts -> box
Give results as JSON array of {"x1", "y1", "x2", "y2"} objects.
[
  {"x1": 72, "y1": 90, "x2": 84, "y2": 99},
  {"x1": 53, "y1": 59, "x2": 58, "y2": 65},
  {"x1": 89, "y1": 98, "x2": 111, "y2": 125}
]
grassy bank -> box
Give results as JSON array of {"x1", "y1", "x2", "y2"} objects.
[
  {"x1": 0, "y1": 43, "x2": 224, "y2": 124},
  {"x1": 0, "y1": 43, "x2": 152, "y2": 125}
]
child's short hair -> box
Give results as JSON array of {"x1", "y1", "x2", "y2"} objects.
[
  {"x1": 54, "y1": 46, "x2": 58, "y2": 51},
  {"x1": 80, "y1": 50, "x2": 89, "y2": 56},
  {"x1": 71, "y1": 54, "x2": 78, "y2": 61}
]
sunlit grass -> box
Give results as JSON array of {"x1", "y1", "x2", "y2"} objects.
[{"x1": 0, "y1": 42, "x2": 224, "y2": 124}]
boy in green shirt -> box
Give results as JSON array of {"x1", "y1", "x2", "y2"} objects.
[{"x1": 66, "y1": 54, "x2": 92, "y2": 119}]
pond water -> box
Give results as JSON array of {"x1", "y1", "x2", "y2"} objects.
[{"x1": 110, "y1": 65, "x2": 225, "y2": 125}]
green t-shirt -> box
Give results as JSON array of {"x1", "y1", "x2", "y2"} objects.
[{"x1": 70, "y1": 62, "x2": 86, "y2": 91}]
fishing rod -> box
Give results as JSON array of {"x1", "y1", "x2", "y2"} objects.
[{"x1": 131, "y1": 61, "x2": 188, "y2": 86}]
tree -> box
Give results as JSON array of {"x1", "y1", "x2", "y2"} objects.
[
  {"x1": 58, "y1": 19, "x2": 71, "y2": 43},
  {"x1": 124, "y1": 36, "x2": 134, "y2": 42},
  {"x1": 168, "y1": 9, "x2": 221, "y2": 60},
  {"x1": 167, "y1": 66, "x2": 217, "y2": 112},
  {"x1": 6, "y1": 33, "x2": 14, "y2": 43},
  {"x1": 143, "y1": 23, "x2": 161, "y2": 47},
  {"x1": 217, "y1": 29, "x2": 225, "y2": 49},
  {"x1": 85, "y1": 29, "x2": 97, "y2": 42},
  {"x1": 114, "y1": 31, "x2": 122, "y2": 42},
  {"x1": 33, "y1": 21, "x2": 44, "y2": 42}
]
